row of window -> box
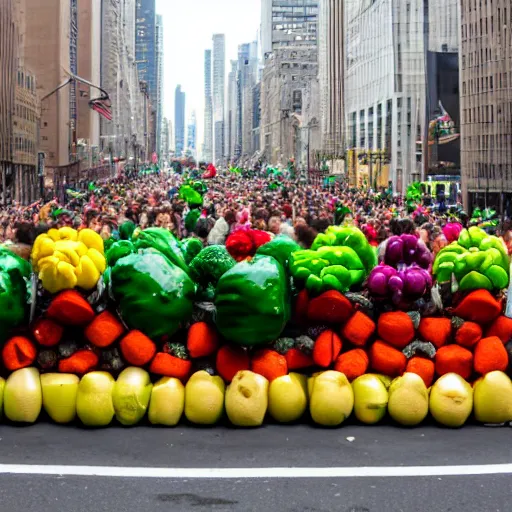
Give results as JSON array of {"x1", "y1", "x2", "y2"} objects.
[
  {"x1": 14, "y1": 136, "x2": 36, "y2": 155},
  {"x1": 461, "y1": 4, "x2": 510, "y2": 40},
  {"x1": 462, "y1": 102, "x2": 512, "y2": 125},
  {"x1": 16, "y1": 71, "x2": 35, "y2": 92},
  {"x1": 349, "y1": 99, "x2": 394, "y2": 150},
  {"x1": 461, "y1": 45, "x2": 507, "y2": 69},
  {"x1": 15, "y1": 104, "x2": 38, "y2": 123},
  {"x1": 465, "y1": 133, "x2": 512, "y2": 151},
  {"x1": 466, "y1": 162, "x2": 512, "y2": 183}
]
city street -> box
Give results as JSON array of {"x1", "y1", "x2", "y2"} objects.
[{"x1": 0, "y1": 421, "x2": 510, "y2": 512}]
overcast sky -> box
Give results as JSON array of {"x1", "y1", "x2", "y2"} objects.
[{"x1": 156, "y1": 0, "x2": 261, "y2": 147}]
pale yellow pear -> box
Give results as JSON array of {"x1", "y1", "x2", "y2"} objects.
[
  {"x1": 41, "y1": 373, "x2": 79, "y2": 424},
  {"x1": 473, "y1": 371, "x2": 512, "y2": 424},
  {"x1": 388, "y1": 372, "x2": 429, "y2": 426},
  {"x1": 4, "y1": 368, "x2": 41, "y2": 423},
  {"x1": 352, "y1": 374, "x2": 389, "y2": 425},
  {"x1": 185, "y1": 371, "x2": 225, "y2": 425},
  {"x1": 148, "y1": 377, "x2": 185, "y2": 426},
  {"x1": 0, "y1": 376, "x2": 5, "y2": 418},
  {"x1": 112, "y1": 367, "x2": 152, "y2": 426},
  {"x1": 429, "y1": 373, "x2": 473, "y2": 427},
  {"x1": 309, "y1": 371, "x2": 354, "y2": 426},
  {"x1": 76, "y1": 371, "x2": 115, "y2": 427},
  {"x1": 225, "y1": 370, "x2": 268, "y2": 427},
  {"x1": 268, "y1": 373, "x2": 308, "y2": 423}
]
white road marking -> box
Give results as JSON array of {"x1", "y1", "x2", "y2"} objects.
[{"x1": 0, "y1": 464, "x2": 510, "y2": 478}]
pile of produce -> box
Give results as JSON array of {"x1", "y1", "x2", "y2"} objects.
[{"x1": 1, "y1": 225, "x2": 512, "y2": 428}]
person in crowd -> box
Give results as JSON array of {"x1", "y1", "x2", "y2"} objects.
[{"x1": 208, "y1": 209, "x2": 236, "y2": 245}]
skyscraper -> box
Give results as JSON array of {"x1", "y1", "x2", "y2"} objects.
[
  {"x1": 174, "y1": 85, "x2": 186, "y2": 157},
  {"x1": 187, "y1": 111, "x2": 197, "y2": 157},
  {"x1": 344, "y1": 0, "x2": 428, "y2": 194},
  {"x1": 226, "y1": 60, "x2": 238, "y2": 162},
  {"x1": 203, "y1": 49, "x2": 213, "y2": 162},
  {"x1": 136, "y1": 0, "x2": 157, "y2": 151},
  {"x1": 459, "y1": 0, "x2": 512, "y2": 209},
  {"x1": 261, "y1": 0, "x2": 319, "y2": 53},
  {"x1": 260, "y1": 0, "x2": 272, "y2": 58},
  {"x1": 155, "y1": 14, "x2": 164, "y2": 157},
  {"x1": 100, "y1": 0, "x2": 144, "y2": 160},
  {"x1": 318, "y1": 0, "x2": 344, "y2": 156},
  {"x1": 212, "y1": 34, "x2": 226, "y2": 165}
]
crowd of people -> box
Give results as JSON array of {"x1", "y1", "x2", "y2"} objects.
[{"x1": 0, "y1": 167, "x2": 511, "y2": 261}]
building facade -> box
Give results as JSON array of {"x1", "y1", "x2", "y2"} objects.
[
  {"x1": 459, "y1": 0, "x2": 512, "y2": 211},
  {"x1": 226, "y1": 60, "x2": 238, "y2": 163},
  {"x1": 24, "y1": 0, "x2": 71, "y2": 169},
  {"x1": 1, "y1": 0, "x2": 40, "y2": 204},
  {"x1": 240, "y1": 42, "x2": 260, "y2": 162},
  {"x1": 0, "y1": 0, "x2": 18, "y2": 203},
  {"x1": 318, "y1": 0, "x2": 344, "y2": 162},
  {"x1": 174, "y1": 85, "x2": 185, "y2": 157},
  {"x1": 100, "y1": 0, "x2": 146, "y2": 164},
  {"x1": 429, "y1": 0, "x2": 459, "y2": 53},
  {"x1": 12, "y1": 67, "x2": 40, "y2": 204},
  {"x1": 212, "y1": 34, "x2": 226, "y2": 165},
  {"x1": 76, "y1": 0, "x2": 101, "y2": 166},
  {"x1": 203, "y1": 49, "x2": 213, "y2": 162},
  {"x1": 262, "y1": 0, "x2": 319, "y2": 53},
  {"x1": 155, "y1": 14, "x2": 164, "y2": 157},
  {"x1": 161, "y1": 116, "x2": 169, "y2": 162},
  {"x1": 344, "y1": 0, "x2": 428, "y2": 193},
  {"x1": 260, "y1": 0, "x2": 272, "y2": 58},
  {"x1": 260, "y1": 46, "x2": 320, "y2": 167},
  {"x1": 186, "y1": 110, "x2": 197, "y2": 157},
  {"x1": 135, "y1": 0, "x2": 157, "y2": 109}
]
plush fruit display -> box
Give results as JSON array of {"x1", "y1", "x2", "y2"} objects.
[{"x1": 0, "y1": 222, "x2": 509, "y2": 431}]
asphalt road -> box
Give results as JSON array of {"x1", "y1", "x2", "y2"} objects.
[{"x1": 0, "y1": 421, "x2": 510, "y2": 512}]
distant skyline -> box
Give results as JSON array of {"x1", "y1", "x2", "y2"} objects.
[{"x1": 156, "y1": 0, "x2": 261, "y2": 152}]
